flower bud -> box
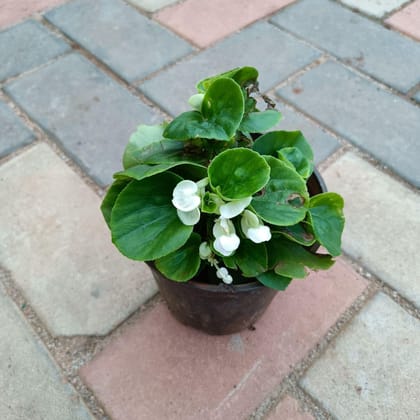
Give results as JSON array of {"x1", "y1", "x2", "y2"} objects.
[
  {"x1": 188, "y1": 94, "x2": 205, "y2": 111},
  {"x1": 199, "y1": 242, "x2": 212, "y2": 259},
  {"x1": 216, "y1": 266, "x2": 233, "y2": 284}
]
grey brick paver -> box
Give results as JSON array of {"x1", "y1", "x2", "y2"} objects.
[
  {"x1": 0, "y1": 100, "x2": 34, "y2": 157},
  {"x1": 277, "y1": 61, "x2": 420, "y2": 187},
  {"x1": 45, "y1": 0, "x2": 193, "y2": 82},
  {"x1": 0, "y1": 280, "x2": 93, "y2": 419},
  {"x1": 0, "y1": 20, "x2": 70, "y2": 81},
  {"x1": 5, "y1": 53, "x2": 161, "y2": 186},
  {"x1": 139, "y1": 21, "x2": 321, "y2": 116},
  {"x1": 0, "y1": 143, "x2": 157, "y2": 336},
  {"x1": 414, "y1": 90, "x2": 420, "y2": 103},
  {"x1": 271, "y1": 0, "x2": 420, "y2": 93},
  {"x1": 301, "y1": 293, "x2": 420, "y2": 419},
  {"x1": 323, "y1": 152, "x2": 420, "y2": 307},
  {"x1": 275, "y1": 102, "x2": 340, "y2": 165}
]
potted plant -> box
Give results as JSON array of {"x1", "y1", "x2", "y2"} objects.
[{"x1": 101, "y1": 67, "x2": 345, "y2": 335}]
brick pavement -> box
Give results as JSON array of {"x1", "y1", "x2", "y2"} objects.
[{"x1": 0, "y1": 0, "x2": 419, "y2": 419}]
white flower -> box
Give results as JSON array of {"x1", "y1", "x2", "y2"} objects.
[
  {"x1": 219, "y1": 196, "x2": 252, "y2": 219},
  {"x1": 172, "y1": 180, "x2": 201, "y2": 225},
  {"x1": 177, "y1": 208, "x2": 200, "y2": 226},
  {"x1": 213, "y1": 217, "x2": 240, "y2": 256},
  {"x1": 241, "y1": 210, "x2": 272, "y2": 243},
  {"x1": 172, "y1": 180, "x2": 201, "y2": 212},
  {"x1": 216, "y1": 266, "x2": 233, "y2": 284}
]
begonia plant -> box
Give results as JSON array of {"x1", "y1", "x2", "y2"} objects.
[{"x1": 101, "y1": 67, "x2": 345, "y2": 291}]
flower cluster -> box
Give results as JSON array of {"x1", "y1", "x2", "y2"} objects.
[{"x1": 172, "y1": 178, "x2": 272, "y2": 283}]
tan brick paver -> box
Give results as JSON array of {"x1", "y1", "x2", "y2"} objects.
[
  {"x1": 0, "y1": 0, "x2": 66, "y2": 28},
  {"x1": 386, "y1": 0, "x2": 420, "y2": 41},
  {"x1": 155, "y1": 0, "x2": 296, "y2": 47}
]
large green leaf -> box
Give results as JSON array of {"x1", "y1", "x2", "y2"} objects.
[
  {"x1": 257, "y1": 271, "x2": 292, "y2": 291},
  {"x1": 101, "y1": 179, "x2": 130, "y2": 228},
  {"x1": 164, "y1": 78, "x2": 244, "y2": 141},
  {"x1": 122, "y1": 124, "x2": 185, "y2": 169},
  {"x1": 274, "y1": 223, "x2": 315, "y2": 246},
  {"x1": 234, "y1": 240, "x2": 267, "y2": 277},
  {"x1": 196, "y1": 66, "x2": 259, "y2": 93},
  {"x1": 110, "y1": 172, "x2": 193, "y2": 261},
  {"x1": 155, "y1": 233, "x2": 201, "y2": 282},
  {"x1": 251, "y1": 156, "x2": 309, "y2": 226},
  {"x1": 114, "y1": 161, "x2": 207, "y2": 182},
  {"x1": 239, "y1": 110, "x2": 282, "y2": 134},
  {"x1": 307, "y1": 193, "x2": 345, "y2": 257},
  {"x1": 277, "y1": 147, "x2": 313, "y2": 179},
  {"x1": 208, "y1": 148, "x2": 270, "y2": 200},
  {"x1": 253, "y1": 131, "x2": 313, "y2": 162},
  {"x1": 269, "y1": 237, "x2": 334, "y2": 279}
]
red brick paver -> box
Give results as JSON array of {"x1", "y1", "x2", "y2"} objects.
[
  {"x1": 386, "y1": 0, "x2": 420, "y2": 41},
  {"x1": 0, "y1": 0, "x2": 66, "y2": 29},
  {"x1": 267, "y1": 395, "x2": 314, "y2": 420},
  {"x1": 80, "y1": 260, "x2": 366, "y2": 420},
  {"x1": 155, "y1": 0, "x2": 296, "y2": 47}
]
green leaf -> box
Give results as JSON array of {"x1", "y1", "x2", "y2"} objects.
[
  {"x1": 196, "y1": 66, "x2": 259, "y2": 93},
  {"x1": 245, "y1": 97, "x2": 257, "y2": 114},
  {"x1": 274, "y1": 223, "x2": 316, "y2": 246},
  {"x1": 234, "y1": 240, "x2": 267, "y2": 277},
  {"x1": 110, "y1": 172, "x2": 193, "y2": 261},
  {"x1": 163, "y1": 111, "x2": 221, "y2": 140},
  {"x1": 170, "y1": 162, "x2": 208, "y2": 181},
  {"x1": 208, "y1": 148, "x2": 270, "y2": 200},
  {"x1": 164, "y1": 78, "x2": 244, "y2": 141},
  {"x1": 278, "y1": 147, "x2": 313, "y2": 179},
  {"x1": 222, "y1": 255, "x2": 237, "y2": 269},
  {"x1": 114, "y1": 161, "x2": 207, "y2": 182},
  {"x1": 253, "y1": 131, "x2": 313, "y2": 162},
  {"x1": 239, "y1": 110, "x2": 282, "y2": 134},
  {"x1": 251, "y1": 156, "x2": 309, "y2": 226},
  {"x1": 269, "y1": 238, "x2": 334, "y2": 279},
  {"x1": 101, "y1": 179, "x2": 130, "y2": 228},
  {"x1": 155, "y1": 233, "x2": 201, "y2": 282},
  {"x1": 257, "y1": 271, "x2": 292, "y2": 291},
  {"x1": 122, "y1": 124, "x2": 185, "y2": 169},
  {"x1": 307, "y1": 193, "x2": 345, "y2": 257}
]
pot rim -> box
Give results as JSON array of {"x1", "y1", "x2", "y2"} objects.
[
  {"x1": 312, "y1": 167, "x2": 327, "y2": 193},
  {"x1": 185, "y1": 277, "x2": 263, "y2": 291}
]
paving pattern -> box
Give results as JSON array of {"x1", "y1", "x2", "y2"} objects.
[{"x1": 0, "y1": 0, "x2": 419, "y2": 418}]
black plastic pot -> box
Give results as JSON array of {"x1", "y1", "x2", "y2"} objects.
[{"x1": 151, "y1": 169, "x2": 327, "y2": 335}]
